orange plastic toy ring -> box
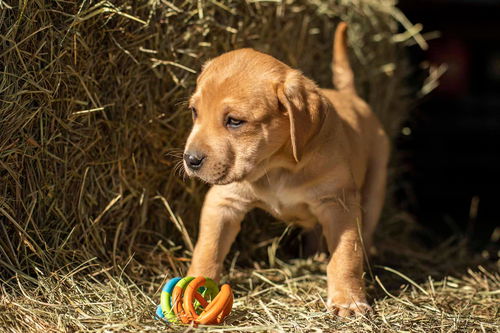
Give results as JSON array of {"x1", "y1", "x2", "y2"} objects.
[{"x1": 163, "y1": 276, "x2": 233, "y2": 325}]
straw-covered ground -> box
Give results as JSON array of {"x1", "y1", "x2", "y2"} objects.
[
  {"x1": 1, "y1": 219, "x2": 499, "y2": 332},
  {"x1": 1, "y1": 0, "x2": 498, "y2": 332}
]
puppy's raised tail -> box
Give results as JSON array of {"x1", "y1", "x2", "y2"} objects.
[{"x1": 332, "y1": 22, "x2": 355, "y2": 92}]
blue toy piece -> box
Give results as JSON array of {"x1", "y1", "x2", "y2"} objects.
[{"x1": 156, "y1": 277, "x2": 182, "y2": 322}]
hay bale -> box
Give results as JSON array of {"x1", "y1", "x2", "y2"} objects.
[{"x1": 0, "y1": 0, "x2": 422, "y2": 278}]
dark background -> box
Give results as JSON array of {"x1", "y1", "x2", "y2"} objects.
[{"x1": 396, "y1": 0, "x2": 499, "y2": 252}]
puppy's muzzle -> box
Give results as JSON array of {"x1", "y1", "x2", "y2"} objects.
[{"x1": 184, "y1": 151, "x2": 206, "y2": 171}]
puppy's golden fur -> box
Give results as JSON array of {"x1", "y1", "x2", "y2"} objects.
[{"x1": 184, "y1": 23, "x2": 390, "y2": 316}]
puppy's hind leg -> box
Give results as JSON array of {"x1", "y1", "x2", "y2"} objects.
[
  {"x1": 361, "y1": 135, "x2": 390, "y2": 254},
  {"x1": 312, "y1": 189, "x2": 370, "y2": 316}
]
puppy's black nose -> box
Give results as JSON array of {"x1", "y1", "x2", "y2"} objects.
[{"x1": 184, "y1": 152, "x2": 206, "y2": 170}]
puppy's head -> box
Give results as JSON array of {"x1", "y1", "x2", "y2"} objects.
[{"x1": 183, "y1": 48, "x2": 324, "y2": 185}]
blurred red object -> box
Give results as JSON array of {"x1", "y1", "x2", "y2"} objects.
[{"x1": 427, "y1": 38, "x2": 470, "y2": 96}]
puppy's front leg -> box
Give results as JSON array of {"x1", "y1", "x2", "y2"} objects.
[
  {"x1": 188, "y1": 185, "x2": 249, "y2": 282},
  {"x1": 313, "y1": 190, "x2": 370, "y2": 317}
]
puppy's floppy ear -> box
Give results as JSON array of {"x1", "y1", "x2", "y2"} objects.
[{"x1": 277, "y1": 70, "x2": 323, "y2": 162}]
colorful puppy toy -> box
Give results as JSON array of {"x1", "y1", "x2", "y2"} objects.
[{"x1": 156, "y1": 276, "x2": 233, "y2": 325}]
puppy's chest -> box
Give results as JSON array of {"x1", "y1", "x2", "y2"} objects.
[{"x1": 252, "y1": 176, "x2": 317, "y2": 228}]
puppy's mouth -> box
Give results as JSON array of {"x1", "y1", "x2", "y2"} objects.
[
  {"x1": 183, "y1": 161, "x2": 237, "y2": 185},
  {"x1": 211, "y1": 169, "x2": 248, "y2": 185}
]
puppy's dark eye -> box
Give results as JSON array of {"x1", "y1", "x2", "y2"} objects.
[
  {"x1": 190, "y1": 107, "x2": 197, "y2": 120},
  {"x1": 226, "y1": 117, "x2": 245, "y2": 129}
]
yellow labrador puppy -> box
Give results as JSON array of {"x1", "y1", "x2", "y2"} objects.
[{"x1": 183, "y1": 23, "x2": 389, "y2": 316}]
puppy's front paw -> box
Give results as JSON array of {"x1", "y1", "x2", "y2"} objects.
[{"x1": 327, "y1": 292, "x2": 372, "y2": 317}]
